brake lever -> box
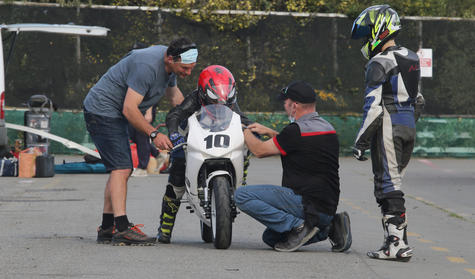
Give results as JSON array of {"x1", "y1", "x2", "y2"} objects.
[{"x1": 171, "y1": 142, "x2": 187, "y2": 152}]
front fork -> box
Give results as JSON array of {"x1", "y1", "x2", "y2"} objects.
[{"x1": 198, "y1": 184, "x2": 238, "y2": 220}]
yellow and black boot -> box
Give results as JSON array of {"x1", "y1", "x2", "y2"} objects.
[
  {"x1": 157, "y1": 195, "x2": 181, "y2": 244},
  {"x1": 242, "y1": 150, "x2": 252, "y2": 186}
]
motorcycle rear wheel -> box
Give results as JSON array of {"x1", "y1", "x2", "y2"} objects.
[{"x1": 211, "y1": 176, "x2": 232, "y2": 249}]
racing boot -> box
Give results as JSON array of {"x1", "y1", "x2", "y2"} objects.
[
  {"x1": 367, "y1": 214, "x2": 413, "y2": 262},
  {"x1": 242, "y1": 150, "x2": 251, "y2": 186},
  {"x1": 157, "y1": 195, "x2": 181, "y2": 244},
  {"x1": 328, "y1": 211, "x2": 352, "y2": 252}
]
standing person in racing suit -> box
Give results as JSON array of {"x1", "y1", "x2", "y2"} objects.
[
  {"x1": 351, "y1": 5, "x2": 425, "y2": 261},
  {"x1": 156, "y1": 65, "x2": 253, "y2": 244}
]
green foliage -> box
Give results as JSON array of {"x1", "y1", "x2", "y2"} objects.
[
  {"x1": 14, "y1": 0, "x2": 475, "y2": 19},
  {"x1": 2, "y1": 2, "x2": 474, "y2": 115},
  {"x1": 424, "y1": 21, "x2": 475, "y2": 115},
  {"x1": 110, "y1": 0, "x2": 266, "y2": 31},
  {"x1": 118, "y1": 0, "x2": 475, "y2": 31}
]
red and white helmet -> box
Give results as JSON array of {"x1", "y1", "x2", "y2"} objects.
[{"x1": 198, "y1": 65, "x2": 236, "y2": 106}]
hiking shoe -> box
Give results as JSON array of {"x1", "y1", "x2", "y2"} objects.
[
  {"x1": 131, "y1": 168, "x2": 148, "y2": 177},
  {"x1": 97, "y1": 225, "x2": 114, "y2": 244},
  {"x1": 112, "y1": 224, "x2": 155, "y2": 246},
  {"x1": 328, "y1": 211, "x2": 352, "y2": 252},
  {"x1": 274, "y1": 222, "x2": 319, "y2": 252}
]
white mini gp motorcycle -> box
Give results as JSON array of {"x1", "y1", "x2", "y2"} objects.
[{"x1": 177, "y1": 104, "x2": 246, "y2": 249}]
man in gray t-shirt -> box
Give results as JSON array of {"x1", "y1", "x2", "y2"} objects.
[{"x1": 83, "y1": 37, "x2": 198, "y2": 245}]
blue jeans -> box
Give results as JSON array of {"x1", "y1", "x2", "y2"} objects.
[{"x1": 234, "y1": 185, "x2": 333, "y2": 247}]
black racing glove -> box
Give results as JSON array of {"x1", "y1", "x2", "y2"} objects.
[
  {"x1": 169, "y1": 132, "x2": 185, "y2": 147},
  {"x1": 352, "y1": 147, "x2": 368, "y2": 161}
]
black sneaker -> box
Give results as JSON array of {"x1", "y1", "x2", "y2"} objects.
[
  {"x1": 97, "y1": 225, "x2": 114, "y2": 244},
  {"x1": 112, "y1": 224, "x2": 155, "y2": 246},
  {"x1": 274, "y1": 222, "x2": 319, "y2": 252},
  {"x1": 329, "y1": 212, "x2": 352, "y2": 252}
]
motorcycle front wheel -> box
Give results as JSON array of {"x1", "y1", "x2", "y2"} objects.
[{"x1": 210, "y1": 175, "x2": 232, "y2": 249}]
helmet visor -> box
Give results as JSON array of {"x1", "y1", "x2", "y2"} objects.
[{"x1": 351, "y1": 20, "x2": 371, "y2": 40}]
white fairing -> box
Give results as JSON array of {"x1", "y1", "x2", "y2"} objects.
[{"x1": 184, "y1": 105, "x2": 245, "y2": 225}]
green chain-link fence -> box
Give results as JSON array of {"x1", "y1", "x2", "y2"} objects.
[{"x1": 5, "y1": 109, "x2": 474, "y2": 157}]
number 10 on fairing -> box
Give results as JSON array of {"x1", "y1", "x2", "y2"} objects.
[{"x1": 204, "y1": 134, "x2": 230, "y2": 149}]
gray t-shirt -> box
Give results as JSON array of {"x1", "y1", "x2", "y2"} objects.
[{"x1": 83, "y1": 45, "x2": 176, "y2": 118}]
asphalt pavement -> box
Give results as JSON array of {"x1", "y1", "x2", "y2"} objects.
[{"x1": 0, "y1": 156, "x2": 474, "y2": 279}]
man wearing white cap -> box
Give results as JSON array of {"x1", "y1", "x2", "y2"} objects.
[{"x1": 83, "y1": 37, "x2": 198, "y2": 246}]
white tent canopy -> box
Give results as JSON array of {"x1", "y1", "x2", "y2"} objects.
[{"x1": 1, "y1": 23, "x2": 109, "y2": 36}]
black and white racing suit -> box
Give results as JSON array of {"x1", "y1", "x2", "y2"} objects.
[
  {"x1": 165, "y1": 90, "x2": 253, "y2": 198},
  {"x1": 354, "y1": 46, "x2": 425, "y2": 215}
]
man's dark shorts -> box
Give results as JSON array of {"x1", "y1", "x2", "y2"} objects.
[{"x1": 84, "y1": 111, "x2": 132, "y2": 172}]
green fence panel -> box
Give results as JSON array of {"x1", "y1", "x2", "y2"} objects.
[
  {"x1": 5, "y1": 110, "x2": 474, "y2": 157},
  {"x1": 413, "y1": 117, "x2": 475, "y2": 157}
]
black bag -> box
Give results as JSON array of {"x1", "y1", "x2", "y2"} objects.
[
  {"x1": 0, "y1": 157, "x2": 18, "y2": 176},
  {"x1": 35, "y1": 155, "x2": 55, "y2": 177}
]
